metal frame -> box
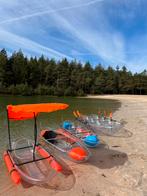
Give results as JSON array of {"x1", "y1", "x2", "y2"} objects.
[
  {"x1": 7, "y1": 109, "x2": 12, "y2": 151},
  {"x1": 7, "y1": 109, "x2": 52, "y2": 166}
]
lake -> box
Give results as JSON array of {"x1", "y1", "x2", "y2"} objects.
[
  {"x1": 0, "y1": 95, "x2": 121, "y2": 194},
  {"x1": 0, "y1": 95, "x2": 121, "y2": 161}
]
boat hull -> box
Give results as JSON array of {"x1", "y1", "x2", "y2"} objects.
[{"x1": 40, "y1": 129, "x2": 91, "y2": 163}]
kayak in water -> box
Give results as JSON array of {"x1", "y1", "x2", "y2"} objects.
[
  {"x1": 73, "y1": 110, "x2": 132, "y2": 138},
  {"x1": 39, "y1": 128, "x2": 91, "y2": 163},
  {"x1": 4, "y1": 138, "x2": 62, "y2": 185},
  {"x1": 62, "y1": 121, "x2": 100, "y2": 147},
  {"x1": 3, "y1": 103, "x2": 69, "y2": 185}
]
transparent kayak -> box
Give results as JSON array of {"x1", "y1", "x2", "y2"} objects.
[
  {"x1": 77, "y1": 115, "x2": 132, "y2": 138},
  {"x1": 10, "y1": 138, "x2": 61, "y2": 185},
  {"x1": 39, "y1": 128, "x2": 91, "y2": 163},
  {"x1": 62, "y1": 121, "x2": 100, "y2": 148}
]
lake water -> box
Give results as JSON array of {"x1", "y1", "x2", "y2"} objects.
[
  {"x1": 0, "y1": 95, "x2": 120, "y2": 159},
  {"x1": 0, "y1": 95, "x2": 121, "y2": 161},
  {"x1": 0, "y1": 95, "x2": 121, "y2": 194}
]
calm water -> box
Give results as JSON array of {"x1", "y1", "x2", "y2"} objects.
[{"x1": 0, "y1": 95, "x2": 121, "y2": 161}]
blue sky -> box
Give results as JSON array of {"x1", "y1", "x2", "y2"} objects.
[{"x1": 0, "y1": 0, "x2": 147, "y2": 73}]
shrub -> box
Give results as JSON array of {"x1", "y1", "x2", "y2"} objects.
[
  {"x1": 34, "y1": 84, "x2": 50, "y2": 95},
  {"x1": 77, "y1": 89, "x2": 85, "y2": 96},
  {"x1": 8, "y1": 84, "x2": 33, "y2": 95},
  {"x1": 54, "y1": 87, "x2": 64, "y2": 96},
  {"x1": 64, "y1": 87, "x2": 76, "y2": 96}
]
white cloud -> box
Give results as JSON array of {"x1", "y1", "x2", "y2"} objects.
[
  {"x1": 0, "y1": 0, "x2": 147, "y2": 72},
  {"x1": 0, "y1": 0, "x2": 103, "y2": 25},
  {"x1": 44, "y1": 1, "x2": 126, "y2": 65},
  {"x1": 0, "y1": 29, "x2": 72, "y2": 59},
  {"x1": 0, "y1": 0, "x2": 104, "y2": 61}
]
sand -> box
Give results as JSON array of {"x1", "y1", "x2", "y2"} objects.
[{"x1": 1, "y1": 95, "x2": 147, "y2": 196}]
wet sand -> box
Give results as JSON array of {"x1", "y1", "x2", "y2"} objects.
[{"x1": 1, "y1": 95, "x2": 147, "y2": 196}]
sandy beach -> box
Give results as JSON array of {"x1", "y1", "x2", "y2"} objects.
[{"x1": 1, "y1": 95, "x2": 147, "y2": 196}]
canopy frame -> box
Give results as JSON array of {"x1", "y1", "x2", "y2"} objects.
[
  {"x1": 6, "y1": 109, "x2": 47, "y2": 165},
  {"x1": 6, "y1": 103, "x2": 68, "y2": 166},
  {"x1": 7, "y1": 109, "x2": 12, "y2": 151}
]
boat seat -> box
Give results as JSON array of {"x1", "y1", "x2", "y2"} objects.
[{"x1": 43, "y1": 130, "x2": 57, "y2": 144}]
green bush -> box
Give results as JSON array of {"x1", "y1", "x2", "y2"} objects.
[
  {"x1": 77, "y1": 89, "x2": 85, "y2": 96},
  {"x1": 54, "y1": 87, "x2": 64, "y2": 96},
  {"x1": 20, "y1": 84, "x2": 33, "y2": 96},
  {"x1": 34, "y1": 84, "x2": 50, "y2": 95},
  {"x1": 47, "y1": 86, "x2": 55, "y2": 95},
  {"x1": 64, "y1": 87, "x2": 76, "y2": 96},
  {"x1": 8, "y1": 84, "x2": 33, "y2": 95}
]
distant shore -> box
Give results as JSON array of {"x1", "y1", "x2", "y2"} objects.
[{"x1": 86, "y1": 94, "x2": 147, "y2": 101}]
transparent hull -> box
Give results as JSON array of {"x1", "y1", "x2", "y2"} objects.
[
  {"x1": 10, "y1": 138, "x2": 59, "y2": 185},
  {"x1": 62, "y1": 121, "x2": 100, "y2": 148},
  {"x1": 77, "y1": 115, "x2": 132, "y2": 138},
  {"x1": 40, "y1": 129, "x2": 91, "y2": 163}
]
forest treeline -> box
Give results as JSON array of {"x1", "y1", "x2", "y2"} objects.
[{"x1": 0, "y1": 49, "x2": 147, "y2": 96}]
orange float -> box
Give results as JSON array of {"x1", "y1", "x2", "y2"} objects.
[
  {"x1": 3, "y1": 152, "x2": 21, "y2": 185},
  {"x1": 68, "y1": 147, "x2": 87, "y2": 161},
  {"x1": 36, "y1": 146, "x2": 62, "y2": 172},
  {"x1": 4, "y1": 103, "x2": 68, "y2": 185}
]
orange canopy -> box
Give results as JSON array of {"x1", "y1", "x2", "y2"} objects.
[{"x1": 7, "y1": 103, "x2": 69, "y2": 120}]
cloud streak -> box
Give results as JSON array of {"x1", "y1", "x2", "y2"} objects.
[
  {"x1": 45, "y1": 2, "x2": 126, "y2": 65},
  {"x1": 0, "y1": 0, "x2": 147, "y2": 72},
  {"x1": 0, "y1": 0, "x2": 103, "y2": 25},
  {"x1": 0, "y1": 29, "x2": 72, "y2": 60}
]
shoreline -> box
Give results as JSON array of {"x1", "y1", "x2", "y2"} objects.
[
  {"x1": 1, "y1": 95, "x2": 147, "y2": 196},
  {"x1": 86, "y1": 94, "x2": 147, "y2": 101}
]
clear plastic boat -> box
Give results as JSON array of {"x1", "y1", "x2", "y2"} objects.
[
  {"x1": 9, "y1": 138, "x2": 60, "y2": 185},
  {"x1": 86, "y1": 114, "x2": 124, "y2": 135},
  {"x1": 74, "y1": 111, "x2": 132, "y2": 138},
  {"x1": 4, "y1": 103, "x2": 69, "y2": 185},
  {"x1": 40, "y1": 128, "x2": 91, "y2": 163},
  {"x1": 62, "y1": 121, "x2": 100, "y2": 147}
]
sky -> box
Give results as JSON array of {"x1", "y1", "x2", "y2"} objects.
[{"x1": 0, "y1": 0, "x2": 147, "y2": 73}]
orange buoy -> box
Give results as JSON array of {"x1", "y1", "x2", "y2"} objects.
[
  {"x1": 36, "y1": 146, "x2": 62, "y2": 172},
  {"x1": 68, "y1": 147, "x2": 87, "y2": 161},
  {"x1": 109, "y1": 112, "x2": 113, "y2": 119},
  {"x1": 3, "y1": 152, "x2": 21, "y2": 185}
]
